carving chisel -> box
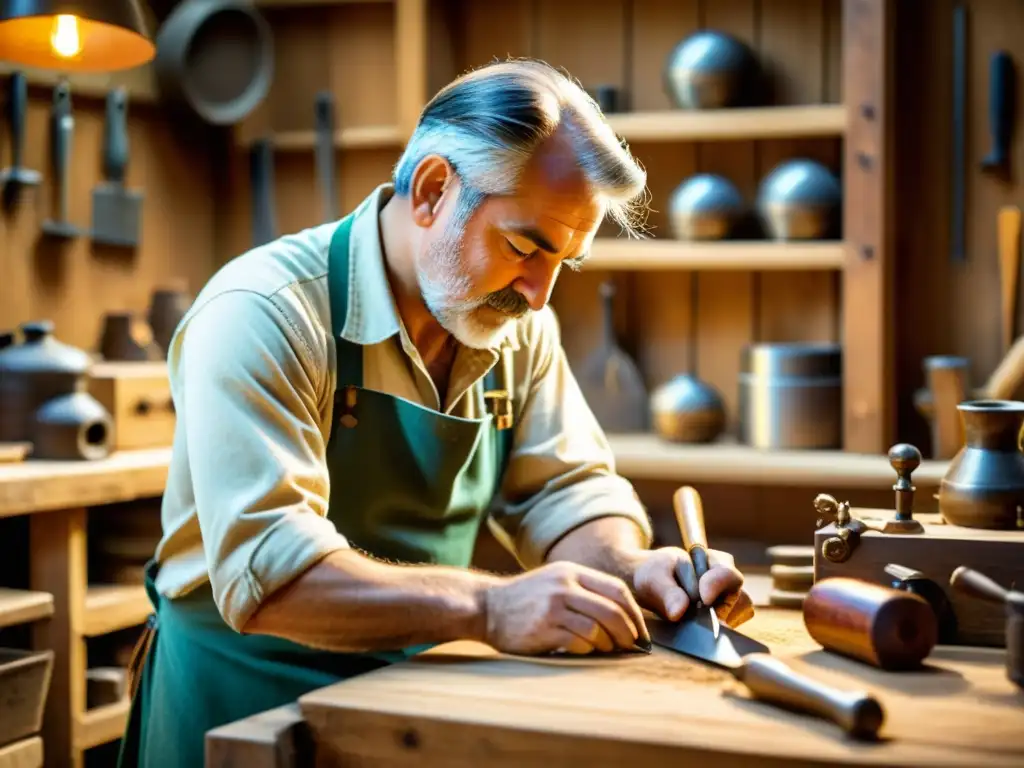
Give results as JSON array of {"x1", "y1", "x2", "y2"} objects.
[{"x1": 674, "y1": 485, "x2": 720, "y2": 638}]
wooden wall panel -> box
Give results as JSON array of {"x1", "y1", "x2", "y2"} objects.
[
  {"x1": 895, "y1": 0, "x2": 1024, "y2": 454},
  {"x1": 0, "y1": 93, "x2": 217, "y2": 352}
]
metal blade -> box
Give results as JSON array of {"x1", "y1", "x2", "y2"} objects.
[
  {"x1": 648, "y1": 613, "x2": 769, "y2": 670},
  {"x1": 708, "y1": 604, "x2": 721, "y2": 639}
]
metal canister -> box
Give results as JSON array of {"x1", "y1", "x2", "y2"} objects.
[{"x1": 738, "y1": 342, "x2": 842, "y2": 450}]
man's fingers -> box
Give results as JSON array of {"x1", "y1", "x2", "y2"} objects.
[
  {"x1": 635, "y1": 552, "x2": 691, "y2": 621},
  {"x1": 549, "y1": 630, "x2": 595, "y2": 656},
  {"x1": 566, "y1": 589, "x2": 640, "y2": 650},
  {"x1": 698, "y1": 563, "x2": 745, "y2": 606},
  {"x1": 576, "y1": 570, "x2": 649, "y2": 643},
  {"x1": 559, "y1": 609, "x2": 616, "y2": 653}
]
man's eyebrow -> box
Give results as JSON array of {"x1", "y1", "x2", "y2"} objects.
[{"x1": 505, "y1": 226, "x2": 558, "y2": 253}]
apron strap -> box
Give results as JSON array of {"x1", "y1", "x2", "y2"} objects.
[{"x1": 327, "y1": 213, "x2": 362, "y2": 388}]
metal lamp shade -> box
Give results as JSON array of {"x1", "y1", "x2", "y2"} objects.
[{"x1": 0, "y1": 0, "x2": 155, "y2": 72}]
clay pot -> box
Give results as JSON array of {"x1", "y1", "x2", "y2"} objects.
[
  {"x1": 939, "y1": 400, "x2": 1024, "y2": 529},
  {"x1": 668, "y1": 174, "x2": 745, "y2": 240},
  {"x1": 99, "y1": 312, "x2": 162, "y2": 361},
  {"x1": 33, "y1": 392, "x2": 113, "y2": 461},
  {"x1": 756, "y1": 159, "x2": 842, "y2": 240},
  {"x1": 663, "y1": 30, "x2": 759, "y2": 109},
  {"x1": 148, "y1": 288, "x2": 193, "y2": 357},
  {"x1": 0, "y1": 320, "x2": 94, "y2": 443},
  {"x1": 650, "y1": 374, "x2": 726, "y2": 443}
]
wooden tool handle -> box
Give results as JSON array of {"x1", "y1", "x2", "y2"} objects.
[
  {"x1": 949, "y1": 566, "x2": 1009, "y2": 604},
  {"x1": 735, "y1": 653, "x2": 884, "y2": 741},
  {"x1": 999, "y1": 206, "x2": 1022, "y2": 355},
  {"x1": 984, "y1": 334, "x2": 1024, "y2": 399},
  {"x1": 672, "y1": 485, "x2": 709, "y2": 575}
]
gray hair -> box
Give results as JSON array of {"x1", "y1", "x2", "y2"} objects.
[{"x1": 392, "y1": 58, "x2": 650, "y2": 237}]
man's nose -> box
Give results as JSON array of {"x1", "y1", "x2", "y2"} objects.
[{"x1": 514, "y1": 261, "x2": 560, "y2": 311}]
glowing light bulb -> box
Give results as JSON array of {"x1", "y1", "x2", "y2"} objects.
[{"x1": 49, "y1": 15, "x2": 82, "y2": 59}]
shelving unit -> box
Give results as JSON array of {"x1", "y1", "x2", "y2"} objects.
[
  {"x1": 586, "y1": 239, "x2": 846, "y2": 271},
  {"x1": 606, "y1": 104, "x2": 846, "y2": 142},
  {"x1": 0, "y1": 452, "x2": 170, "y2": 768}
]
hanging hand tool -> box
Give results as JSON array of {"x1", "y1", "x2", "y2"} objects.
[
  {"x1": 249, "y1": 138, "x2": 276, "y2": 247},
  {"x1": 950, "y1": 3, "x2": 967, "y2": 263},
  {"x1": 91, "y1": 88, "x2": 143, "y2": 248},
  {"x1": 650, "y1": 485, "x2": 885, "y2": 740},
  {"x1": 981, "y1": 51, "x2": 1016, "y2": 176},
  {"x1": 41, "y1": 82, "x2": 81, "y2": 239},
  {"x1": 0, "y1": 71, "x2": 42, "y2": 211},
  {"x1": 314, "y1": 91, "x2": 338, "y2": 223}
]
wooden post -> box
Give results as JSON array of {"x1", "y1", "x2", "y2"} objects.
[
  {"x1": 841, "y1": 0, "x2": 896, "y2": 454},
  {"x1": 30, "y1": 508, "x2": 88, "y2": 768},
  {"x1": 395, "y1": 0, "x2": 428, "y2": 141}
]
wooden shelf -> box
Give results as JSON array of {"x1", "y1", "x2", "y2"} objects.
[
  {"x1": 82, "y1": 585, "x2": 150, "y2": 638},
  {"x1": 75, "y1": 697, "x2": 130, "y2": 751},
  {"x1": 606, "y1": 433, "x2": 949, "y2": 489},
  {"x1": 586, "y1": 239, "x2": 846, "y2": 271},
  {"x1": 0, "y1": 736, "x2": 43, "y2": 768},
  {"x1": 606, "y1": 104, "x2": 846, "y2": 142},
  {"x1": 0, "y1": 448, "x2": 171, "y2": 519},
  {"x1": 241, "y1": 125, "x2": 404, "y2": 151},
  {"x1": 0, "y1": 588, "x2": 54, "y2": 629}
]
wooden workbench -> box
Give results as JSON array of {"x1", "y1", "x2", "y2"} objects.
[{"x1": 207, "y1": 607, "x2": 1024, "y2": 768}]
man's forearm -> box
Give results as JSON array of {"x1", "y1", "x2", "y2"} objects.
[
  {"x1": 243, "y1": 549, "x2": 504, "y2": 652},
  {"x1": 544, "y1": 516, "x2": 649, "y2": 584}
]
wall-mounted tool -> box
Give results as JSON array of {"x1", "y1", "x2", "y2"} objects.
[
  {"x1": 91, "y1": 88, "x2": 143, "y2": 248},
  {"x1": 249, "y1": 138, "x2": 276, "y2": 247},
  {"x1": 41, "y1": 82, "x2": 81, "y2": 239},
  {"x1": 981, "y1": 51, "x2": 1016, "y2": 177},
  {"x1": 314, "y1": 91, "x2": 338, "y2": 224},
  {"x1": 950, "y1": 3, "x2": 967, "y2": 263},
  {"x1": 0, "y1": 71, "x2": 42, "y2": 211}
]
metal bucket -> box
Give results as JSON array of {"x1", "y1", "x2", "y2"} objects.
[{"x1": 738, "y1": 342, "x2": 842, "y2": 450}]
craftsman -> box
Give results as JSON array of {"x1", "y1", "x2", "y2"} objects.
[{"x1": 119, "y1": 59, "x2": 753, "y2": 768}]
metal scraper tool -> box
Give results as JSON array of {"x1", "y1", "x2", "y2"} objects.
[
  {"x1": 1, "y1": 71, "x2": 42, "y2": 211},
  {"x1": 91, "y1": 87, "x2": 142, "y2": 248},
  {"x1": 648, "y1": 615, "x2": 883, "y2": 740},
  {"x1": 653, "y1": 484, "x2": 885, "y2": 740}
]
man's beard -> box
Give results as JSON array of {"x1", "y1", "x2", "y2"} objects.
[{"x1": 419, "y1": 227, "x2": 530, "y2": 350}]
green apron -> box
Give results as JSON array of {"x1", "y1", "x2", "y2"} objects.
[{"x1": 117, "y1": 213, "x2": 514, "y2": 768}]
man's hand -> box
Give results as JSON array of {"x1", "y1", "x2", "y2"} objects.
[
  {"x1": 483, "y1": 561, "x2": 651, "y2": 655},
  {"x1": 631, "y1": 546, "x2": 754, "y2": 627}
]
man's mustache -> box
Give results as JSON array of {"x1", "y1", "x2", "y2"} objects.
[{"x1": 485, "y1": 286, "x2": 530, "y2": 318}]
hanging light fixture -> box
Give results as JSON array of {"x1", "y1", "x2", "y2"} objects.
[{"x1": 0, "y1": 1, "x2": 155, "y2": 73}]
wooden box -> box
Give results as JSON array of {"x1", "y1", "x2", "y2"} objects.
[
  {"x1": 813, "y1": 510, "x2": 1024, "y2": 647},
  {"x1": 87, "y1": 362, "x2": 176, "y2": 451},
  {"x1": 0, "y1": 648, "x2": 54, "y2": 747}
]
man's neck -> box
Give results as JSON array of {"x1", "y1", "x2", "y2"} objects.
[{"x1": 378, "y1": 195, "x2": 458, "y2": 373}]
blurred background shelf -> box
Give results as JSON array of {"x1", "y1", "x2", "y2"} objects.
[
  {"x1": 238, "y1": 124, "x2": 403, "y2": 150},
  {"x1": 606, "y1": 104, "x2": 846, "y2": 142},
  {"x1": 585, "y1": 239, "x2": 846, "y2": 270},
  {"x1": 606, "y1": 433, "x2": 949, "y2": 489},
  {"x1": 0, "y1": 589, "x2": 54, "y2": 630}
]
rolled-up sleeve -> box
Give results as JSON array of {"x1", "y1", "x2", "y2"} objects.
[
  {"x1": 489, "y1": 307, "x2": 653, "y2": 568},
  {"x1": 176, "y1": 289, "x2": 350, "y2": 631}
]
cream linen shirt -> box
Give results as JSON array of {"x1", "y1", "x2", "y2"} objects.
[{"x1": 154, "y1": 183, "x2": 653, "y2": 632}]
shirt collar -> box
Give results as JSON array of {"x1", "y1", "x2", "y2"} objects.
[{"x1": 340, "y1": 183, "x2": 521, "y2": 353}]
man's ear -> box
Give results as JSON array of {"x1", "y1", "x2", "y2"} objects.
[{"x1": 410, "y1": 154, "x2": 455, "y2": 228}]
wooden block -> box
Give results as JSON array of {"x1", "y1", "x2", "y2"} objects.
[
  {"x1": 0, "y1": 736, "x2": 43, "y2": 768},
  {"x1": 206, "y1": 702, "x2": 311, "y2": 768},
  {"x1": 813, "y1": 516, "x2": 1024, "y2": 647},
  {"x1": 769, "y1": 588, "x2": 807, "y2": 609},
  {"x1": 87, "y1": 362, "x2": 176, "y2": 451},
  {"x1": 770, "y1": 564, "x2": 814, "y2": 591},
  {"x1": 766, "y1": 545, "x2": 815, "y2": 566}
]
